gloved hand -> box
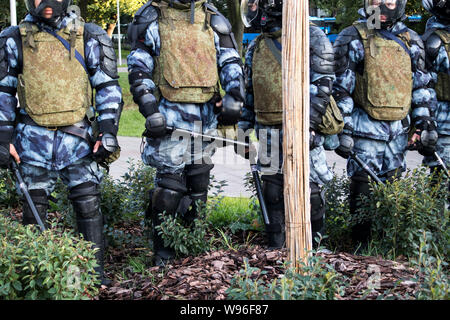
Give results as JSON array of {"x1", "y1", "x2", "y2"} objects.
[
  {"x1": 0, "y1": 143, "x2": 11, "y2": 169},
  {"x1": 335, "y1": 134, "x2": 354, "y2": 159},
  {"x1": 93, "y1": 133, "x2": 120, "y2": 164},
  {"x1": 217, "y1": 94, "x2": 243, "y2": 126},
  {"x1": 144, "y1": 112, "x2": 167, "y2": 138},
  {"x1": 309, "y1": 131, "x2": 323, "y2": 150},
  {"x1": 410, "y1": 119, "x2": 438, "y2": 156}
]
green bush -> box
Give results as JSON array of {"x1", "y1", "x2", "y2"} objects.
[
  {"x1": 411, "y1": 231, "x2": 449, "y2": 300},
  {"x1": 359, "y1": 167, "x2": 449, "y2": 259},
  {"x1": 0, "y1": 215, "x2": 99, "y2": 300},
  {"x1": 324, "y1": 169, "x2": 352, "y2": 252},
  {"x1": 226, "y1": 253, "x2": 347, "y2": 300},
  {"x1": 0, "y1": 168, "x2": 20, "y2": 209}
]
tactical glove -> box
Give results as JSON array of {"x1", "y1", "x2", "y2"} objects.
[
  {"x1": 413, "y1": 118, "x2": 438, "y2": 157},
  {"x1": 335, "y1": 134, "x2": 354, "y2": 159},
  {"x1": 0, "y1": 143, "x2": 11, "y2": 169},
  {"x1": 218, "y1": 94, "x2": 243, "y2": 126},
  {"x1": 144, "y1": 112, "x2": 167, "y2": 138},
  {"x1": 93, "y1": 133, "x2": 120, "y2": 164}
]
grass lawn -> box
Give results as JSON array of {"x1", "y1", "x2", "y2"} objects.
[{"x1": 117, "y1": 72, "x2": 144, "y2": 137}]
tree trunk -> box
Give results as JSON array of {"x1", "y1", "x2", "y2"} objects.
[
  {"x1": 106, "y1": 22, "x2": 117, "y2": 38},
  {"x1": 77, "y1": 0, "x2": 89, "y2": 20},
  {"x1": 227, "y1": 0, "x2": 244, "y2": 55},
  {"x1": 282, "y1": 0, "x2": 312, "y2": 269}
]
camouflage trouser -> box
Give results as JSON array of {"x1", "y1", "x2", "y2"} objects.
[
  {"x1": 17, "y1": 157, "x2": 103, "y2": 195},
  {"x1": 255, "y1": 123, "x2": 334, "y2": 185},
  {"x1": 423, "y1": 134, "x2": 450, "y2": 168},
  {"x1": 347, "y1": 133, "x2": 408, "y2": 178},
  {"x1": 142, "y1": 102, "x2": 218, "y2": 175}
]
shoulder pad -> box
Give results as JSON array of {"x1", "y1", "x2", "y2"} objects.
[
  {"x1": 310, "y1": 26, "x2": 334, "y2": 75},
  {"x1": 0, "y1": 26, "x2": 21, "y2": 80},
  {"x1": 206, "y1": 3, "x2": 237, "y2": 50},
  {"x1": 84, "y1": 23, "x2": 105, "y2": 36},
  {"x1": 333, "y1": 26, "x2": 360, "y2": 74},
  {"x1": 210, "y1": 11, "x2": 232, "y2": 35},
  {"x1": 424, "y1": 33, "x2": 443, "y2": 64},
  {"x1": 407, "y1": 29, "x2": 427, "y2": 72},
  {"x1": 85, "y1": 23, "x2": 118, "y2": 79},
  {"x1": 127, "y1": 1, "x2": 158, "y2": 50},
  {"x1": 134, "y1": 1, "x2": 158, "y2": 24}
]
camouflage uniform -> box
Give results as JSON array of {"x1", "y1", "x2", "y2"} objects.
[
  {"x1": 422, "y1": 17, "x2": 450, "y2": 169},
  {"x1": 127, "y1": 0, "x2": 244, "y2": 265},
  {"x1": 333, "y1": 12, "x2": 436, "y2": 245},
  {"x1": 0, "y1": 12, "x2": 122, "y2": 284},
  {"x1": 238, "y1": 25, "x2": 337, "y2": 248}
]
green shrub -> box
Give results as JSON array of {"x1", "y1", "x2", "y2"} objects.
[
  {"x1": 324, "y1": 169, "x2": 352, "y2": 252},
  {"x1": 156, "y1": 208, "x2": 213, "y2": 257},
  {"x1": 359, "y1": 167, "x2": 449, "y2": 259},
  {"x1": 0, "y1": 168, "x2": 20, "y2": 209},
  {"x1": 226, "y1": 254, "x2": 347, "y2": 300},
  {"x1": 411, "y1": 231, "x2": 449, "y2": 300},
  {"x1": 0, "y1": 215, "x2": 99, "y2": 300}
]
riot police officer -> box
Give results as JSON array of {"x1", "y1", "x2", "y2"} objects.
[
  {"x1": 332, "y1": 0, "x2": 437, "y2": 249},
  {"x1": 0, "y1": 0, "x2": 123, "y2": 285},
  {"x1": 238, "y1": 0, "x2": 337, "y2": 249},
  {"x1": 421, "y1": 0, "x2": 450, "y2": 176},
  {"x1": 127, "y1": 0, "x2": 244, "y2": 266}
]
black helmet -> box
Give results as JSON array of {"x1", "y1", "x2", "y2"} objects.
[
  {"x1": 422, "y1": 0, "x2": 450, "y2": 23},
  {"x1": 364, "y1": 0, "x2": 407, "y2": 28},
  {"x1": 24, "y1": 0, "x2": 72, "y2": 27},
  {"x1": 259, "y1": 0, "x2": 283, "y2": 32}
]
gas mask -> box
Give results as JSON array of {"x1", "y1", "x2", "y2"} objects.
[
  {"x1": 364, "y1": 0, "x2": 407, "y2": 28},
  {"x1": 24, "y1": 0, "x2": 72, "y2": 27}
]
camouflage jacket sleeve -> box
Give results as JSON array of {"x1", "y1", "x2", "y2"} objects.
[
  {"x1": 0, "y1": 26, "x2": 20, "y2": 145},
  {"x1": 332, "y1": 26, "x2": 362, "y2": 135},
  {"x1": 84, "y1": 24, "x2": 123, "y2": 136},
  {"x1": 214, "y1": 31, "x2": 244, "y2": 102},
  {"x1": 127, "y1": 18, "x2": 160, "y2": 118},
  {"x1": 407, "y1": 28, "x2": 435, "y2": 127},
  {"x1": 238, "y1": 39, "x2": 257, "y2": 132}
]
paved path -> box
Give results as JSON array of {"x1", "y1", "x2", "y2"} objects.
[{"x1": 110, "y1": 136, "x2": 424, "y2": 197}]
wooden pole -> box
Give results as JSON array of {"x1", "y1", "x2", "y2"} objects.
[{"x1": 282, "y1": 0, "x2": 312, "y2": 269}]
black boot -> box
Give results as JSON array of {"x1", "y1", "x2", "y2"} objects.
[
  {"x1": 184, "y1": 163, "x2": 212, "y2": 226},
  {"x1": 310, "y1": 182, "x2": 326, "y2": 249},
  {"x1": 69, "y1": 182, "x2": 110, "y2": 286},
  {"x1": 151, "y1": 174, "x2": 187, "y2": 266},
  {"x1": 22, "y1": 189, "x2": 48, "y2": 227},
  {"x1": 262, "y1": 174, "x2": 285, "y2": 249},
  {"x1": 76, "y1": 214, "x2": 110, "y2": 286}
]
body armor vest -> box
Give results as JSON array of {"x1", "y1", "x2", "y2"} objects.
[
  {"x1": 252, "y1": 31, "x2": 283, "y2": 126},
  {"x1": 17, "y1": 19, "x2": 91, "y2": 127},
  {"x1": 353, "y1": 22, "x2": 413, "y2": 121},
  {"x1": 434, "y1": 29, "x2": 450, "y2": 102},
  {"x1": 152, "y1": 0, "x2": 219, "y2": 104}
]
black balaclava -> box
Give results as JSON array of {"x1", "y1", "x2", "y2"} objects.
[
  {"x1": 25, "y1": 0, "x2": 72, "y2": 28},
  {"x1": 364, "y1": 0, "x2": 407, "y2": 29},
  {"x1": 423, "y1": 0, "x2": 450, "y2": 24}
]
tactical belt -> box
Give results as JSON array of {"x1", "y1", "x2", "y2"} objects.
[{"x1": 19, "y1": 114, "x2": 94, "y2": 147}]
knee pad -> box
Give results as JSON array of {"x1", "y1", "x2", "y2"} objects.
[
  {"x1": 69, "y1": 182, "x2": 101, "y2": 220},
  {"x1": 22, "y1": 189, "x2": 49, "y2": 225},
  {"x1": 185, "y1": 163, "x2": 214, "y2": 194},
  {"x1": 261, "y1": 174, "x2": 284, "y2": 206},
  {"x1": 349, "y1": 175, "x2": 371, "y2": 216},
  {"x1": 152, "y1": 173, "x2": 187, "y2": 217}
]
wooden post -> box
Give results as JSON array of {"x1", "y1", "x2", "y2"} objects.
[{"x1": 282, "y1": 0, "x2": 312, "y2": 269}]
